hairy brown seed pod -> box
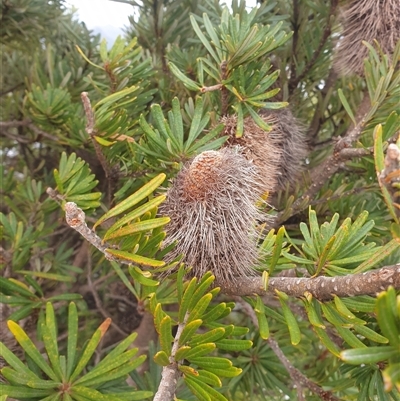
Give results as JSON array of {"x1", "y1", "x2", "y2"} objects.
[
  {"x1": 334, "y1": 0, "x2": 400, "y2": 76},
  {"x1": 159, "y1": 147, "x2": 263, "y2": 285},
  {"x1": 222, "y1": 108, "x2": 307, "y2": 193}
]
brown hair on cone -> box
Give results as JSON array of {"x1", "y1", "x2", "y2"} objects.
[
  {"x1": 222, "y1": 108, "x2": 307, "y2": 193},
  {"x1": 159, "y1": 147, "x2": 263, "y2": 285},
  {"x1": 334, "y1": 0, "x2": 400, "y2": 76}
]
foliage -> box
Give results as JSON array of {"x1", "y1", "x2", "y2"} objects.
[{"x1": 1, "y1": 0, "x2": 400, "y2": 400}]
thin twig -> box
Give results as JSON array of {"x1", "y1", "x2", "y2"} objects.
[
  {"x1": 81, "y1": 92, "x2": 114, "y2": 205},
  {"x1": 153, "y1": 313, "x2": 188, "y2": 401},
  {"x1": 220, "y1": 61, "x2": 229, "y2": 116},
  {"x1": 200, "y1": 84, "x2": 223, "y2": 93},
  {"x1": 235, "y1": 297, "x2": 339, "y2": 401},
  {"x1": 0, "y1": 119, "x2": 59, "y2": 142}
]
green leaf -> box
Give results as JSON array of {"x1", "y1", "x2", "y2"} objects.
[
  {"x1": 66, "y1": 302, "x2": 78, "y2": 379},
  {"x1": 159, "y1": 316, "x2": 173, "y2": 356},
  {"x1": 128, "y1": 265, "x2": 160, "y2": 286},
  {"x1": 214, "y1": 339, "x2": 252, "y2": 351},
  {"x1": 94, "y1": 173, "x2": 166, "y2": 228},
  {"x1": 276, "y1": 291, "x2": 301, "y2": 345},
  {"x1": 178, "y1": 277, "x2": 198, "y2": 322},
  {"x1": 268, "y1": 226, "x2": 285, "y2": 276},
  {"x1": 153, "y1": 350, "x2": 170, "y2": 366},
  {"x1": 206, "y1": 366, "x2": 242, "y2": 378},
  {"x1": 190, "y1": 356, "x2": 232, "y2": 369},
  {"x1": 18, "y1": 270, "x2": 75, "y2": 283},
  {"x1": 184, "y1": 343, "x2": 217, "y2": 359},
  {"x1": 69, "y1": 318, "x2": 111, "y2": 382},
  {"x1": 107, "y1": 249, "x2": 165, "y2": 268},
  {"x1": 179, "y1": 319, "x2": 203, "y2": 346},
  {"x1": 188, "y1": 293, "x2": 213, "y2": 322},
  {"x1": 0, "y1": 341, "x2": 40, "y2": 380},
  {"x1": 254, "y1": 296, "x2": 269, "y2": 339},
  {"x1": 103, "y1": 217, "x2": 170, "y2": 241},
  {"x1": 303, "y1": 296, "x2": 326, "y2": 329},
  {"x1": 169, "y1": 62, "x2": 201, "y2": 91},
  {"x1": 376, "y1": 288, "x2": 400, "y2": 346},
  {"x1": 341, "y1": 346, "x2": 397, "y2": 365},
  {"x1": 184, "y1": 375, "x2": 212, "y2": 401},
  {"x1": 353, "y1": 240, "x2": 399, "y2": 273},
  {"x1": 7, "y1": 321, "x2": 58, "y2": 381},
  {"x1": 104, "y1": 195, "x2": 166, "y2": 236},
  {"x1": 313, "y1": 326, "x2": 341, "y2": 357},
  {"x1": 353, "y1": 324, "x2": 389, "y2": 344},
  {"x1": 190, "y1": 327, "x2": 226, "y2": 346},
  {"x1": 0, "y1": 385, "x2": 52, "y2": 399},
  {"x1": 338, "y1": 89, "x2": 356, "y2": 125},
  {"x1": 188, "y1": 273, "x2": 215, "y2": 311}
]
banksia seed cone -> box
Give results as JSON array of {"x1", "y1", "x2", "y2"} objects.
[
  {"x1": 159, "y1": 148, "x2": 263, "y2": 285},
  {"x1": 334, "y1": 0, "x2": 400, "y2": 76},
  {"x1": 222, "y1": 108, "x2": 307, "y2": 193}
]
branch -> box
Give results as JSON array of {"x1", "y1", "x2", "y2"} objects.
[
  {"x1": 223, "y1": 264, "x2": 400, "y2": 300},
  {"x1": 153, "y1": 313, "x2": 187, "y2": 401},
  {"x1": 235, "y1": 297, "x2": 340, "y2": 401},
  {"x1": 289, "y1": 0, "x2": 338, "y2": 91},
  {"x1": 63, "y1": 202, "x2": 129, "y2": 264},
  {"x1": 0, "y1": 119, "x2": 59, "y2": 142},
  {"x1": 81, "y1": 92, "x2": 116, "y2": 205}
]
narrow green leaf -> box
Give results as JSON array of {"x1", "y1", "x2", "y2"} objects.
[
  {"x1": 268, "y1": 226, "x2": 284, "y2": 276},
  {"x1": 153, "y1": 350, "x2": 171, "y2": 366},
  {"x1": 302, "y1": 297, "x2": 326, "y2": 329},
  {"x1": 179, "y1": 319, "x2": 203, "y2": 346},
  {"x1": 66, "y1": 302, "x2": 78, "y2": 379},
  {"x1": 214, "y1": 339, "x2": 253, "y2": 351},
  {"x1": 128, "y1": 265, "x2": 159, "y2": 286},
  {"x1": 188, "y1": 293, "x2": 213, "y2": 322},
  {"x1": 338, "y1": 89, "x2": 356, "y2": 125},
  {"x1": 0, "y1": 342, "x2": 40, "y2": 380},
  {"x1": 206, "y1": 366, "x2": 242, "y2": 378},
  {"x1": 334, "y1": 295, "x2": 357, "y2": 320},
  {"x1": 313, "y1": 326, "x2": 341, "y2": 357},
  {"x1": 184, "y1": 343, "x2": 216, "y2": 360},
  {"x1": 19, "y1": 270, "x2": 74, "y2": 283},
  {"x1": 190, "y1": 327, "x2": 226, "y2": 346},
  {"x1": 184, "y1": 375, "x2": 212, "y2": 401},
  {"x1": 341, "y1": 346, "x2": 397, "y2": 365},
  {"x1": 353, "y1": 240, "x2": 399, "y2": 273},
  {"x1": 94, "y1": 174, "x2": 166, "y2": 228},
  {"x1": 353, "y1": 324, "x2": 389, "y2": 344},
  {"x1": 108, "y1": 249, "x2": 164, "y2": 268},
  {"x1": 69, "y1": 318, "x2": 111, "y2": 382},
  {"x1": 75, "y1": 348, "x2": 139, "y2": 385},
  {"x1": 202, "y1": 303, "x2": 229, "y2": 323},
  {"x1": 159, "y1": 316, "x2": 173, "y2": 356},
  {"x1": 0, "y1": 385, "x2": 52, "y2": 399},
  {"x1": 169, "y1": 62, "x2": 201, "y2": 91},
  {"x1": 254, "y1": 296, "x2": 269, "y2": 339},
  {"x1": 178, "y1": 277, "x2": 198, "y2": 322},
  {"x1": 276, "y1": 291, "x2": 301, "y2": 345},
  {"x1": 188, "y1": 273, "x2": 215, "y2": 311},
  {"x1": 7, "y1": 321, "x2": 58, "y2": 381},
  {"x1": 190, "y1": 356, "x2": 232, "y2": 369},
  {"x1": 110, "y1": 262, "x2": 139, "y2": 299},
  {"x1": 376, "y1": 289, "x2": 400, "y2": 346},
  {"x1": 104, "y1": 195, "x2": 166, "y2": 236}
]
